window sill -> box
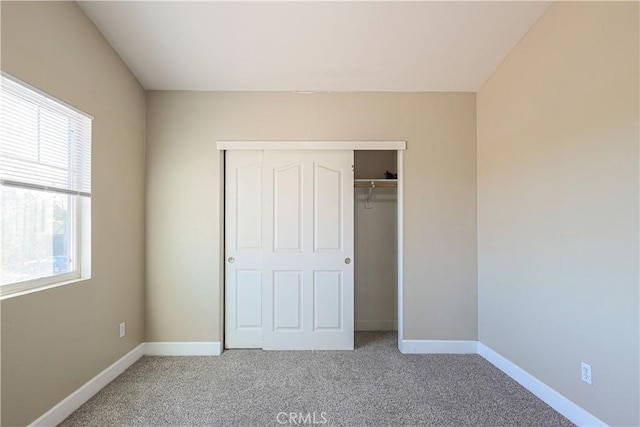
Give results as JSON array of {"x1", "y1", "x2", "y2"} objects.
[{"x1": 0, "y1": 275, "x2": 91, "y2": 301}]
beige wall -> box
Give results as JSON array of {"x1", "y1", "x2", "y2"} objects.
[
  {"x1": 477, "y1": 2, "x2": 639, "y2": 426},
  {"x1": 0, "y1": 2, "x2": 146, "y2": 426},
  {"x1": 146, "y1": 91, "x2": 477, "y2": 343}
]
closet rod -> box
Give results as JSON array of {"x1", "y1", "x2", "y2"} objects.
[
  {"x1": 353, "y1": 183, "x2": 397, "y2": 188},
  {"x1": 353, "y1": 178, "x2": 397, "y2": 189}
]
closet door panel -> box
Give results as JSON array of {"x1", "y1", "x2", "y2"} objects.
[
  {"x1": 235, "y1": 163, "x2": 262, "y2": 250},
  {"x1": 314, "y1": 270, "x2": 343, "y2": 330},
  {"x1": 273, "y1": 271, "x2": 303, "y2": 330},
  {"x1": 314, "y1": 163, "x2": 343, "y2": 252},
  {"x1": 274, "y1": 163, "x2": 303, "y2": 252},
  {"x1": 235, "y1": 270, "x2": 262, "y2": 329}
]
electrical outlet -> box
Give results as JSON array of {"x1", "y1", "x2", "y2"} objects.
[
  {"x1": 119, "y1": 322, "x2": 126, "y2": 338},
  {"x1": 581, "y1": 362, "x2": 592, "y2": 385}
]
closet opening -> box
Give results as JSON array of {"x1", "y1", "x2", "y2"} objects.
[
  {"x1": 354, "y1": 151, "x2": 398, "y2": 332},
  {"x1": 217, "y1": 141, "x2": 406, "y2": 351}
]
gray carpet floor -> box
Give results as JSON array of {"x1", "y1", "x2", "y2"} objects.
[{"x1": 60, "y1": 332, "x2": 573, "y2": 426}]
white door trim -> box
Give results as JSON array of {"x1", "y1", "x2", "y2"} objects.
[
  {"x1": 217, "y1": 141, "x2": 406, "y2": 151},
  {"x1": 396, "y1": 150, "x2": 404, "y2": 349},
  {"x1": 218, "y1": 140, "x2": 406, "y2": 351}
]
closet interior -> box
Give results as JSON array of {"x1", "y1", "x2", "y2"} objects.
[{"x1": 354, "y1": 150, "x2": 398, "y2": 331}]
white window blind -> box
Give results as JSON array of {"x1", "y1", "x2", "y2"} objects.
[{"x1": 0, "y1": 73, "x2": 92, "y2": 197}]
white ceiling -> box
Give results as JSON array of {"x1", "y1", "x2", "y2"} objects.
[{"x1": 78, "y1": 1, "x2": 551, "y2": 92}]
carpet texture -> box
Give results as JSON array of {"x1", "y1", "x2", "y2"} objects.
[{"x1": 60, "y1": 332, "x2": 573, "y2": 426}]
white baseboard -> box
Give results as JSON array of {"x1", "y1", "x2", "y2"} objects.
[
  {"x1": 29, "y1": 341, "x2": 221, "y2": 425},
  {"x1": 402, "y1": 340, "x2": 606, "y2": 425},
  {"x1": 29, "y1": 343, "x2": 144, "y2": 427},
  {"x1": 144, "y1": 341, "x2": 222, "y2": 356},
  {"x1": 28, "y1": 339, "x2": 605, "y2": 427},
  {"x1": 477, "y1": 343, "x2": 606, "y2": 427},
  {"x1": 355, "y1": 320, "x2": 398, "y2": 331},
  {"x1": 399, "y1": 339, "x2": 478, "y2": 354}
]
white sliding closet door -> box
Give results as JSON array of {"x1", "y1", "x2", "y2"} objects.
[
  {"x1": 262, "y1": 151, "x2": 354, "y2": 350},
  {"x1": 225, "y1": 150, "x2": 354, "y2": 350},
  {"x1": 225, "y1": 150, "x2": 264, "y2": 348}
]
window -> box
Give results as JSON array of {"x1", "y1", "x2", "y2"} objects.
[{"x1": 0, "y1": 73, "x2": 92, "y2": 296}]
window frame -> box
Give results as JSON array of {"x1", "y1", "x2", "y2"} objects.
[{"x1": 0, "y1": 73, "x2": 92, "y2": 299}]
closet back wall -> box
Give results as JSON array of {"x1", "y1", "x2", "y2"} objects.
[
  {"x1": 145, "y1": 92, "x2": 477, "y2": 343},
  {"x1": 354, "y1": 151, "x2": 398, "y2": 331}
]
